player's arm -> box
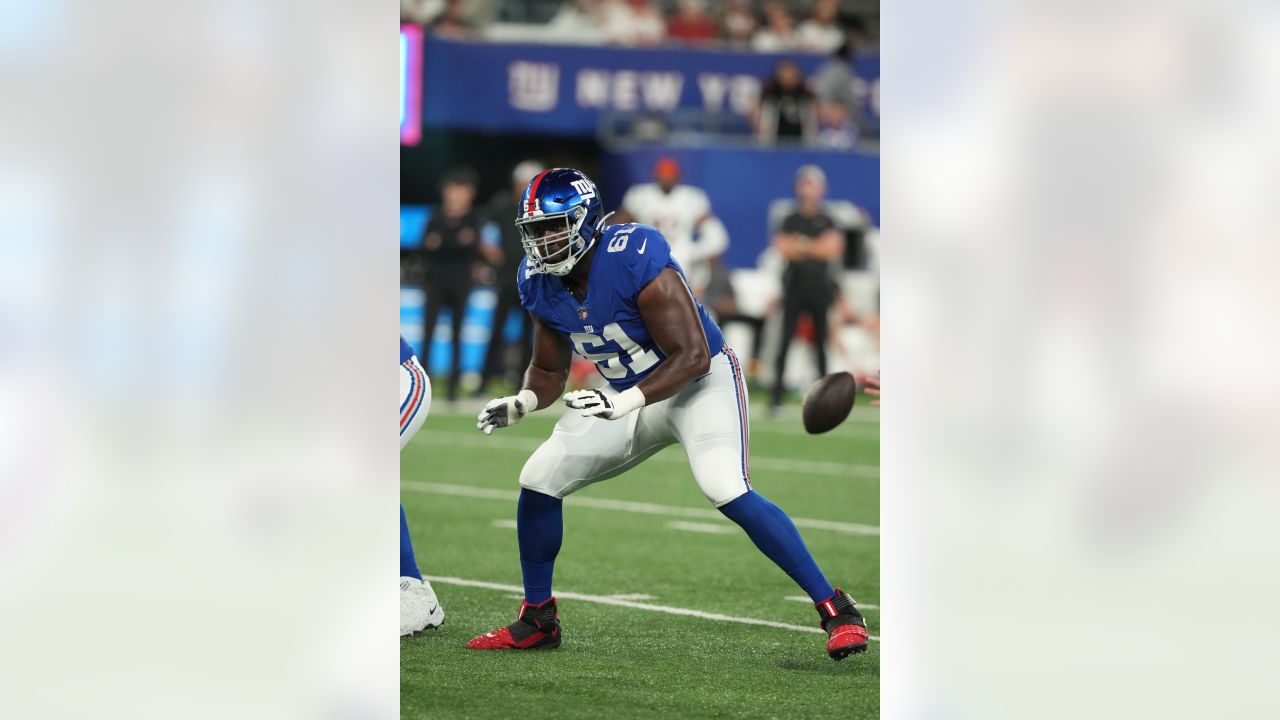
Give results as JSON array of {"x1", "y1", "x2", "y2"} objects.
[
  {"x1": 772, "y1": 213, "x2": 813, "y2": 261},
  {"x1": 864, "y1": 374, "x2": 880, "y2": 407},
  {"x1": 522, "y1": 315, "x2": 572, "y2": 410},
  {"x1": 633, "y1": 268, "x2": 712, "y2": 403},
  {"x1": 772, "y1": 230, "x2": 806, "y2": 261},
  {"x1": 810, "y1": 227, "x2": 845, "y2": 261},
  {"x1": 562, "y1": 268, "x2": 710, "y2": 421},
  {"x1": 477, "y1": 315, "x2": 570, "y2": 434}
]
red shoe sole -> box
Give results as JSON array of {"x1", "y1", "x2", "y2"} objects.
[
  {"x1": 467, "y1": 627, "x2": 561, "y2": 651},
  {"x1": 827, "y1": 624, "x2": 869, "y2": 660},
  {"x1": 828, "y1": 641, "x2": 869, "y2": 660}
]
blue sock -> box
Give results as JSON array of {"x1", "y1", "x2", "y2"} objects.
[
  {"x1": 718, "y1": 491, "x2": 836, "y2": 603},
  {"x1": 517, "y1": 488, "x2": 563, "y2": 604},
  {"x1": 400, "y1": 505, "x2": 422, "y2": 580}
]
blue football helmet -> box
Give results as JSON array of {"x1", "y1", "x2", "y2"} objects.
[{"x1": 515, "y1": 168, "x2": 606, "y2": 276}]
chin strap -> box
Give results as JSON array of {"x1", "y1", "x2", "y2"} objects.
[{"x1": 535, "y1": 213, "x2": 603, "y2": 276}]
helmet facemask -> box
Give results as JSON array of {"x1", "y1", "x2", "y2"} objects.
[{"x1": 517, "y1": 205, "x2": 594, "y2": 276}]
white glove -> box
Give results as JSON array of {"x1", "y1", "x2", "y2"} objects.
[
  {"x1": 476, "y1": 389, "x2": 539, "y2": 435},
  {"x1": 563, "y1": 387, "x2": 645, "y2": 421}
]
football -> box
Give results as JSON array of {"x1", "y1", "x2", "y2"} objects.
[{"x1": 802, "y1": 372, "x2": 858, "y2": 434}]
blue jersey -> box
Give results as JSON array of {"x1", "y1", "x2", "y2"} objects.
[
  {"x1": 517, "y1": 224, "x2": 725, "y2": 391},
  {"x1": 400, "y1": 336, "x2": 415, "y2": 364}
]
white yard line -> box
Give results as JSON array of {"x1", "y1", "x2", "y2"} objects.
[
  {"x1": 751, "y1": 456, "x2": 879, "y2": 478},
  {"x1": 503, "y1": 592, "x2": 658, "y2": 601},
  {"x1": 416, "y1": 431, "x2": 879, "y2": 479},
  {"x1": 748, "y1": 407, "x2": 880, "y2": 425},
  {"x1": 430, "y1": 405, "x2": 880, "y2": 425},
  {"x1": 404, "y1": 481, "x2": 879, "y2": 537},
  {"x1": 749, "y1": 423, "x2": 880, "y2": 440},
  {"x1": 427, "y1": 575, "x2": 879, "y2": 641},
  {"x1": 785, "y1": 595, "x2": 879, "y2": 610},
  {"x1": 490, "y1": 519, "x2": 518, "y2": 529},
  {"x1": 666, "y1": 520, "x2": 738, "y2": 534}
]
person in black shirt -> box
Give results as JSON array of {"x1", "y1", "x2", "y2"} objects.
[
  {"x1": 755, "y1": 59, "x2": 817, "y2": 144},
  {"x1": 770, "y1": 164, "x2": 845, "y2": 410},
  {"x1": 476, "y1": 159, "x2": 544, "y2": 396},
  {"x1": 419, "y1": 166, "x2": 486, "y2": 403}
]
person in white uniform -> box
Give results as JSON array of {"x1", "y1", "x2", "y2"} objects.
[
  {"x1": 615, "y1": 157, "x2": 729, "y2": 298},
  {"x1": 400, "y1": 336, "x2": 444, "y2": 636}
]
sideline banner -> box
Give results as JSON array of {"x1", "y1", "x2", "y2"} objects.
[
  {"x1": 401, "y1": 25, "x2": 423, "y2": 145},
  {"x1": 419, "y1": 37, "x2": 878, "y2": 136}
]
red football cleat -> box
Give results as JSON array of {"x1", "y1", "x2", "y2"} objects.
[
  {"x1": 467, "y1": 597, "x2": 562, "y2": 650},
  {"x1": 815, "y1": 588, "x2": 869, "y2": 660}
]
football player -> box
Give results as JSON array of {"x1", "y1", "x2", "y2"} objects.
[
  {"x1": 470, "y1": 169, "x2": 868, "y2": 660},
  {"x1": 400, "y1": 335, "x2": 444, "y2": 635}
]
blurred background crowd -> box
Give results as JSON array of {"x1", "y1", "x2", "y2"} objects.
[
  {"x1": 401, "y1": 0, "x2": 879, "y2": 412},
  {"x1": 402, "y1": 0, "x2": 878, "y2": 52}
]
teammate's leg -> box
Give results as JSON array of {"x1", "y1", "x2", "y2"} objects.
[
  {"x1": 672, "y1": 347, "x2": 868, "y2": 658},
  {"x1": 400, "y1": 504, "x2": 422, "y2": 581},
  {"x1": 400, "y1": 357, "x2": 443, "y2": 635},
  {"x1": 400, "y1": 501, "x2": 444, "y2": 636},
  {"x1": 400, "y1": 357, "x2": 431, "y2": 450}
]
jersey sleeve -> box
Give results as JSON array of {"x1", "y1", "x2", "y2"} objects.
[{"x1": 614, "y1": 224, "x2": 675, "y2": 299}]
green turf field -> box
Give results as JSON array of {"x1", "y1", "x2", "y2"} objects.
[{"x1": 401, "y1": 399, "x2": 879, "y2": 719}]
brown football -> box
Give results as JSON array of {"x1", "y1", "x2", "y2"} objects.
[{"x1": 802, "y1": 372, "x2": 858, "y2": 434}]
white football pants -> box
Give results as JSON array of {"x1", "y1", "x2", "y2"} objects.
[
  {"x1": 400, "y1": 357, "x2": 431, "y2": 450},
  {"x1": 520, "y1": 345, "x2": 752, "y2": 507}
]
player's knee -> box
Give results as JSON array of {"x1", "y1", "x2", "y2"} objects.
[
  {"x1": 704, "y1": 480, "x2": 749, "y2": 508},
  {"x1": 687, "y1": 441, "x2": 750, "y2": 507},
  {"x1": 693, "y1": 457, "x2": 751, "y2": 507},
  {"x1": 518, "y1": 440, "x2": 569, "y2": 498}
]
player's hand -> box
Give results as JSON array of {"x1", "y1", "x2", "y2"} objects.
[
  {"x1": 477, "y1": 391, "x2": 535, "y2": 435},
  {"x1": 563, "y1": 389, "x2": 617, "y2": 419},
  {"x1": 859, "y1": 372, "x2": 880, "y2": 407},
  {"x1": 564, "y1": 387, "x2": 646, "y2": 421}
]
